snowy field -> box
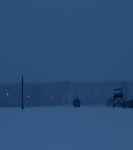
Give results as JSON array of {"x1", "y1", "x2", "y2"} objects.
[{"x1": 0, "y1": 106, "x2": 133, "y2": 150}]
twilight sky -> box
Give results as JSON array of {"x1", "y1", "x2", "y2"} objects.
[{"x1": 0, "y1": 0, "x2": 133, "y2": 83}]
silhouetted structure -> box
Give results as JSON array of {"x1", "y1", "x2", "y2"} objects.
[
  {"x1": 125, "y1": 100, "x2": 133, "y2": 108},
  {"x1": 113, "y1": 88, "x2": 125, "y2": 109},
  {"x1": 73, "y1": 98, "x2": 81, "y2": 108},
  {"x1": 22, "y1": 76, "x2": 24, "y2": 110},
  {"x1": 107, "y1": 96, "x2": 114, "y2": 107}
]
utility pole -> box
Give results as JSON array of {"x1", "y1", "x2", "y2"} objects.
[{"x1": 22, "y1": 76, "x2": 24, "y2": 110}]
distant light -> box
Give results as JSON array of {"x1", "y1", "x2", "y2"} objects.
[
  {"x1": 28, "y1": 95, "x2": 30, "y2": 98},
  {"x1": 6, "y1": 93, "x2": 9, "y2": 96},
  {"x1": 50, "y1": 97, "x2": 53, "y2": 100}
]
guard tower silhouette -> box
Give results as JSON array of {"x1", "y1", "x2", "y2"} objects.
[{"x1": 113, "y1": 88, "x2": 125, "y2": 109}]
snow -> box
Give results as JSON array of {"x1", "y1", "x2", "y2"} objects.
[{"x1": 0, "y1": 106, "x2": 133, "y2": 150}]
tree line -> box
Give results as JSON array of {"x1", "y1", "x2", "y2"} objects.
[{"x1": 0, "y1": 80, "x2": 133, "y2": 107}]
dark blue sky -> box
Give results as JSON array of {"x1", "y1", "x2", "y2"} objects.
[{"x1": 0, "y1": 0, "x2": 133, "y2": 83}]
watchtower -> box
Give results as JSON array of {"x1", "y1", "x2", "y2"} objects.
[{"x1": 113, "y1": 88, "x2": 125, "y2": 109}]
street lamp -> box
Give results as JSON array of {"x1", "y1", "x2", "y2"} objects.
[
  {"x1": 27, "y1": 95, "x2": 30, "y2": 107},
  {"x1": 27, "y1": 95, "x2": 32, "y2": 108},
  {"x1": 6, "y1": 93, "x2": 9, "y2": 108},
  {"x1": 42, "y1": 97, "x2": 44, "y2": 107}
]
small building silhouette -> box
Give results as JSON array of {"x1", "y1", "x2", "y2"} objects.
[
  {"x1": 107, "y1": 96, "x2": 114, "y2": 107},
  {"x1": 73, "y1": 98, "x2": 81, "y2": 108}
]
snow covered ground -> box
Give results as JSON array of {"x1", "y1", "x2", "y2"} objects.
[{"x1": 0, "y1": 106, "x2": 133, "y2": 150}]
